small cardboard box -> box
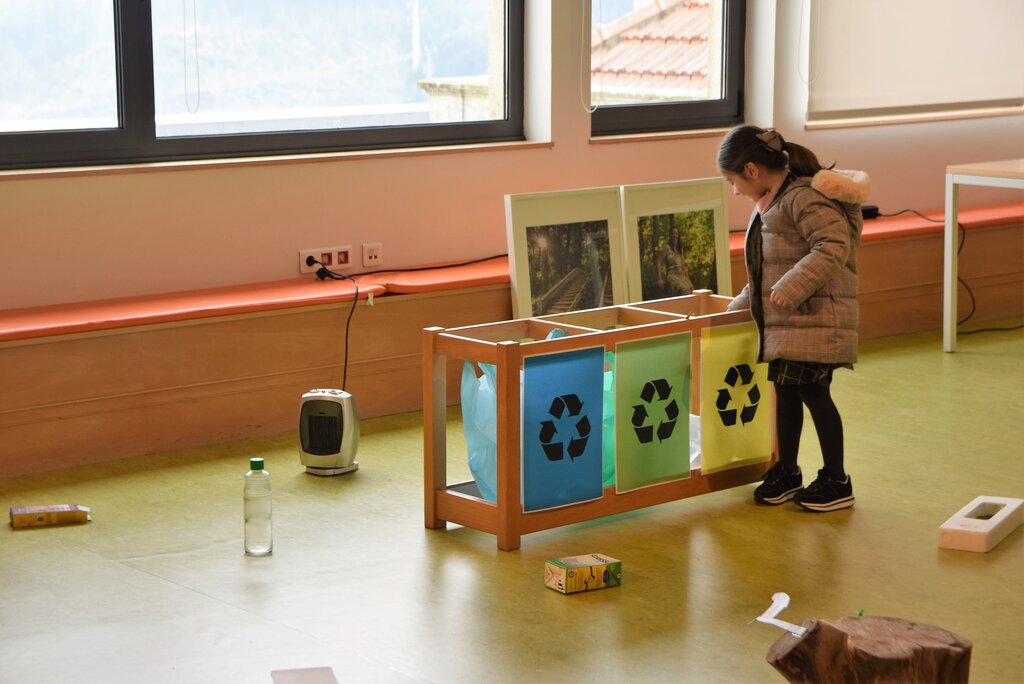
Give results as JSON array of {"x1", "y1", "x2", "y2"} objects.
[
  {"x1": 544, "y1": 553, "x2": 621, "y2": 594},
  {"x1": 10, "y1": 504, "x2": 91, "y2": 528}
]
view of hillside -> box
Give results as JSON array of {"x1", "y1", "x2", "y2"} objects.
[{"x1": 0, "y1": 0, "x2": 491, "y2": 128}]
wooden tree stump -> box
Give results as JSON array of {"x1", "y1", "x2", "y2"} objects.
[{"x1": 766, "y1": 616, "x2": 972, "y2": 683}]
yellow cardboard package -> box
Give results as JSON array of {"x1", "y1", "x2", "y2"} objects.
[{"x1": 544, "y1": 553, "x2": 621, "y2": 594}]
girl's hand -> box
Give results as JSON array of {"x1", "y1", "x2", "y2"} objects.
[{"x1": 770, "y1": 289, "x2": 788, "y2": 307}]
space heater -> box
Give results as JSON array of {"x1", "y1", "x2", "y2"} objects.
[{"x1": 298, "y1": 389, "x2": 360, "y2": 475}]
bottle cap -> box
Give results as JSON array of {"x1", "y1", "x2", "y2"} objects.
[{"x1": 249, "y1": 457, "x2": 265, "y2": 471}]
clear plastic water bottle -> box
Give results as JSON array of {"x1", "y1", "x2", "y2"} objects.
[{"x1": 244, "y1": 457, "x2": 273, "y2": 556}]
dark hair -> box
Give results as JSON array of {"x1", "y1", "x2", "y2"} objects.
[{"x1": 716, "y1": 125, "x2": 829, "y2": 178}]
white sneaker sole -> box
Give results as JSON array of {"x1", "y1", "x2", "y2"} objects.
[
  {"x1": 755, "y1": 485, "x2": 803, "y2": 505},
  {"x1": 796, "y1": 495, "x2": 855, "y2": 512}
]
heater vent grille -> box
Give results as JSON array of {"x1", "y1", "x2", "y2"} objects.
[{"x1": 307, "y1": 414, "x2": 342, "y2": 454}]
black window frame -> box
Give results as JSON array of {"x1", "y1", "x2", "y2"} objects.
[
  {"x1": 0, "y1": 0, "x2": 525, "y2": 171},
  {"x1": 591, "y1": 0, "x2": 745, "y2": 136}
]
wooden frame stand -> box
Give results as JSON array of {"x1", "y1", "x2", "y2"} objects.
[{"x1": 423, "y1": 290, "x2": 774, "y2": 550}]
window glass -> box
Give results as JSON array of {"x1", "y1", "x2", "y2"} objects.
[
  {"x1": 0, "y1": 0, "x2": 117, "y2": 132},
  {"x1": 151, "y1": 0, "x2": 504, "y2": 137},
  {"x1": 590, "y1": 0, "x2": 743, "y2": 135},
  {"x1": 591, "y1": 0, "x2": 722, "y2": 107}
]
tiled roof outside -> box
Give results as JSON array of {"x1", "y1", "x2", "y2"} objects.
[{"x1": 591, "y1": 0, "x2": 712, "y2": 102}]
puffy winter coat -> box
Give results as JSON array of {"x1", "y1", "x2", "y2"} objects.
[{"x1": 728, "y1": 168, "x2": 871, "y2": 364}]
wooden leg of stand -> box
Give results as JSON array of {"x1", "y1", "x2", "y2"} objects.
[
  {"x1": 495, "y1": 340, "x2": 521, "y2": 551},
  {"x1": 423, "y1": 328, "x2": 447, "y2": 530}
]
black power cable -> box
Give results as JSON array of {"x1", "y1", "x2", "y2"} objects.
[
  {"x1": 877, "y1": 209, "x2": 1022, "y2": 334},
  {"x1": 305, "y1": 253, "x2": 511, "y2": 390},
  {"x1": 345, "y1": 253, "x2": 508, "y2": 278},
  {"x1": 878, "y1": 208, "x2": 943, "y2": 223},
  {"x1": 307, "y1": 257, "x2": 359, "y2": 391}
]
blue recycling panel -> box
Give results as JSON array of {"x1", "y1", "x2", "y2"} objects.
[{"x1": 522, "y1": 346, "x2": 605, "y2": 511}]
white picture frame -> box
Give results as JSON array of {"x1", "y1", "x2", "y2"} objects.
[
  {"x1": 505, "y1": 186, "x2": 628, "y2": 319},
  {"x1": 621, "y1": 178, "x2": 732, "y2": 302}
]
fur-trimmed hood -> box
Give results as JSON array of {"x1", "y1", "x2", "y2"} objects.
[{"x1": 811, "y1": 168, "x2": 870, "y2": 205}]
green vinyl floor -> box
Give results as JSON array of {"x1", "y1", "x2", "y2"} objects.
[{"x1": 1, "y1": 322, "x2": 1022, "y2": 683}]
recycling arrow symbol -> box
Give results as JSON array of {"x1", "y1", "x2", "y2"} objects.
[
  {"x1": 538, "y1": 393, "x2": 591, "y2": 461},
  {"x1": 631, "y1": 378, "x2": 679, "y2": 444},
  {"x1": 716, "y1": 363, "x2": 760, "y2": 426}
]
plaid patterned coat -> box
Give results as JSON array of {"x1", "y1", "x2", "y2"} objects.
[{"x1": 728, "y1": 168, "x2": 871, "y2": 364}]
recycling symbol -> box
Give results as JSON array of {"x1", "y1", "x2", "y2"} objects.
[
  {"x1": 631, "y1": 378, "x2": 679, "y2": 443},
  {"x1": 539, "y1": 394, "x2": 591, "y2": 461},
  {"x1": 716, "y1": 364, "x2": 760, "y2": 426}
]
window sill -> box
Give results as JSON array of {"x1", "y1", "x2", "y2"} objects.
[
  {"x1": 589, "y1": 127, "x2": 731, "y2": 145},
  {"x1": 0, "y1": 139, "x2": 554, "y2": 181},
  {"x1": 806, "y1": 104, "x2": 1024, "y2": 131}
]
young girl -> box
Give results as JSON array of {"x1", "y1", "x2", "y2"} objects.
[{"x1": 717, "y1": 126, "x2": 869, "y2": 512}]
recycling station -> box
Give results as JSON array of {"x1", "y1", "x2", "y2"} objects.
[{"x1": 423, "y1": 290, "x2": 777, "y2": 550}]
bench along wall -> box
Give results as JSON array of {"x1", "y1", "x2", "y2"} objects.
[{"x1": 0, "y1": 282, "x2": 511, "y2": 477}]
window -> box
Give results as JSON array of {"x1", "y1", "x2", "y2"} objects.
[
  {"x1": 806, "y1": 0, "x2": 1024, "y2": 123},
  {"x1": 0, "y1": 0, "x2": 524, "y2": 170},
  {"x1": 589, "y1": 0, "x2": 744, "y2": 136}
]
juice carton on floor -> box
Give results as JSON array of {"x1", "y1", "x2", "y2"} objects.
[
  {"x1": 10, "y1": 504, "x2": 91, "y2": 528},
  {"x1": 544, "y1": 553, "x2": 621, "y2": 594}
]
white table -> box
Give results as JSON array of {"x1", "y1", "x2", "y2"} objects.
[{"x1": 943, "y1": 159, "x2": 1024, "y2": 351}]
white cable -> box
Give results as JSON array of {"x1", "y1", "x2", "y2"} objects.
[
  {"x1": 580, "y1": 1, "x2": 599, "y2": 114},
  {"x1": 797, "y1": 0, "x2": 821, "y2": 86},
  {"x1": 183, "y1": 0, "x2": 201, "y2": 114}
]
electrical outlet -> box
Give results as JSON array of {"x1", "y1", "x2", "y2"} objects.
[
  {"x1": 362, "y1": 242, "x2": 383, "y2": 268},
  {"x1": 299, "y1": 245, "x2": 353, "y2": 274}
]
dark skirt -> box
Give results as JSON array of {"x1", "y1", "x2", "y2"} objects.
[{"x1": 768, "y1": 359, "x2": 853, "y2": 387}]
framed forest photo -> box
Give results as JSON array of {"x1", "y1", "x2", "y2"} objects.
[
  {"x1": 622, "y1": 178, "x2": 732, "y2": 302},
  {"x1": 505, "y1": 186, "x2": 628, "y2": 318}
]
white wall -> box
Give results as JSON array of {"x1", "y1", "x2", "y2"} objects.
[
  {"x1": 1, "y1": 0, "x2": 1021, "y2": 310},
  {"x1": 767, "y1": 1, "x2": 1024, "y2": 217}
]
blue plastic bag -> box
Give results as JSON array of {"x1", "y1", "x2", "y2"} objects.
[{"x1": 460, "y1": 359, "x2": 499, "y2": 501}]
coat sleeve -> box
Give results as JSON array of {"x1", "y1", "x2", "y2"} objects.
[
  {"x1": 728, "y1": 283, "x2": 751, "y2": 311},
  {"x1": 771, "y1": 194, "x2": 852, "y2": 308}
]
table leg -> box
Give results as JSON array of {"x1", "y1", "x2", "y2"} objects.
[{"x1": 943, "y1": 176, "x2": 959, "y2": 352}]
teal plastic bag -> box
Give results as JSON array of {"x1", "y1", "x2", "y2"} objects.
[
  {"x1": 460, "y1": 328, "x2": 617, "y2": 502},
  {"x1": 602, "y1": 351, "x2": 616, "y2": 488},
  {"x1": 461, "y1": 359, "x2": 499, "y2": 502}
]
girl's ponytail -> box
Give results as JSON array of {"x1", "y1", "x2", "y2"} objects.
[
  {"x1": 783, "y1": 140, "x2": 829, "y2": 177},
  {"x1": 718, "y1": 125, "x2": 832, "y2": 178}
]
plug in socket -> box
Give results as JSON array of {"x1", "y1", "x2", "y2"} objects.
[{"x1": 299, "y1": 245, "x2": 353, "y2": 274}]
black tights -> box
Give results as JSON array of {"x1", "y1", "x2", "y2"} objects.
[{"x1": 775, "y1": 381, "x2": 845, "y2": 478}]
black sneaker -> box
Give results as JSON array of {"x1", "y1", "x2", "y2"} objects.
[
  {"x1": 753, "y1": 463, "x2": 803, "y2": 504},
  {"x1": 794, "y1": 469, "x2": 855, "y2": 511}
]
